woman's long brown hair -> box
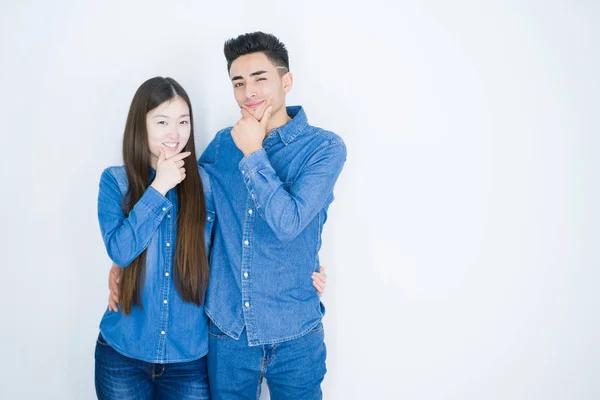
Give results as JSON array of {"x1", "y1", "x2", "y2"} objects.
[{"x1": 119, "y1": 77, "x2": 208, "y2": 315}]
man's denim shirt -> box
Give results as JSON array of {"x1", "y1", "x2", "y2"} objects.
[
  {"x1": 200, "y1": 106, "x2": 346, "y2": 346},
  {"x1": 97, "y1": 165, "x2": 215, "y2": 363}
]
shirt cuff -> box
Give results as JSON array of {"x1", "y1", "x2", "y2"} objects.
[
  {"x1": 239, "y1": 148, "x2": 269, "y2": 177},
  {"x1": 139, "y1": 185, "x2": 173, "y2": 219}
]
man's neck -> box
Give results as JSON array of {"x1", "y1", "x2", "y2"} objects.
[{"x1": 265, "y1": 106, "x2": 292, "y2": 137}]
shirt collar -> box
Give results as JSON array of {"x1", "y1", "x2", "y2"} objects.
[{"x1": 269, "y1": 106, "x2": 308, "y2": 145}]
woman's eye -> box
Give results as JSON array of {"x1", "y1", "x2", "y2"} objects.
[
  {"x1": 158, "y1": 121, "x2": 166, "y2": 125},
  {"x1": 180, "y1": 120, "x2": 189, "y2": 125}
]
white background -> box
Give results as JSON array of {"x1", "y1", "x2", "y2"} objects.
[{"x1": 1, "y1": 1, "x2": 598, "y2": 399}]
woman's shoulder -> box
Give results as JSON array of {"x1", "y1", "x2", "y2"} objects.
[{"x1": 100, "y1": 165, "x2": 128, "y2": 188}]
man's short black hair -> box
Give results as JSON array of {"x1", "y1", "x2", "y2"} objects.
[{"x1": 224, "y1": 31, "x2": 289, "y2": 74}]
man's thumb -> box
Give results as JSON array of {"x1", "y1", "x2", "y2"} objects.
[{"x1": 261, "y1": 106, "x2": 273, "y2": 125}]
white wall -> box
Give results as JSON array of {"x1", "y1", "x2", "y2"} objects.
[{"x1": 1, "y1": 1, "x2": 598, "y2": 398}]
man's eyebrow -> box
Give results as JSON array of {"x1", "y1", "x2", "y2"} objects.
[
  {"x1": 231, "y1": 70, "x2": 268, "y2": 81},
  {"x1": 250, "y1": 70, "x2": 268, "y2": 77}
]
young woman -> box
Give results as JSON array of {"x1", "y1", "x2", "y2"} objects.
[
  {"x1": 95, "y1": 77, "x2": 327, "y2": 399},
  {"x1": 95, "y1": 76, "x2": 211, "y2": 399}
]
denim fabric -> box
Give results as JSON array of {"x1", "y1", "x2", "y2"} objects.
[
  {"x1": 97, "y1": 165, "x2": 215, "y2": 363},
  {"x1": 207, "y1": 322, "x2": 326, "y2": 400},
  {"x1": 199, "y1": 106, "x2": 346, "y2": 346},
  {"x1": 95, "y1": 333, "x2": 210, "y2": 399}
]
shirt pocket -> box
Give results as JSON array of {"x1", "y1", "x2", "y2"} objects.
[{"x1": 204, "y1": 209, "x2": 216, "y2": 257}]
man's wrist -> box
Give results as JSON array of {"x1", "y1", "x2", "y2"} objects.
[{"x1": 243, "y1": 146, "x2": 263, "y2": 157}]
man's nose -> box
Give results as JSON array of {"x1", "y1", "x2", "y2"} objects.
[{"x1": 245, "y1": 83, "x2": 257, "y2": 99}]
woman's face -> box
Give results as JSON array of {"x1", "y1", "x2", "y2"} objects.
[{"x1": 146, "y1": 96, "x2": 191, "y2": 167}]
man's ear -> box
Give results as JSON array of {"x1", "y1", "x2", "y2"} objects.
[{"x1": 282, "y1": 71, "x2": 293, "y2": 94}]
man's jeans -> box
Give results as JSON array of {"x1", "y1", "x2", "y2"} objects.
[{"x1": 207, "y1": 322, "x2": 327, "y2": 400}]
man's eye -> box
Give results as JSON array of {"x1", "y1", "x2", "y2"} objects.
[
  {"x1": 257, "y1": 78, "x2": 266, "y2": 82},
  {"x1": 234, "y1": 82, "x2": 243, "y2": 88}
]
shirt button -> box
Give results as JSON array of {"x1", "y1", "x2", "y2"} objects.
[
  {"x1": 244, "y1": 240, "x2": 249, "y2": 246},
  {"x1": 248, "y1": 209, "x2": 253, "y2": 215},
  {"x1": 251, "y1": 194, "x2": 255, "y2": 199},
  {"x1": 161, "y1": 331, "x2": 166, "y2": 335},
  {"x1": 165, "y1": 272, "x2": 169, "y2": 277},
  {"x1": 207, "y1": 216, "x2": 211, "y2": 221},
  {"x1": 162, "y1": 207, "x2": 166, "y2": 211},
  {"x1": 244, "y1": 302, "x2": 249, "y2": 308},
  {"x1": 167, "y1": 214, "x2": 171, "y2": 218},
  {"x1": 241, "y1": 170, "x2": 245, "y2": 174},
  {"x1": 244, "y1": 272, "x2": 248, "y2": 278},
  {"x1": 163, "y1": 300, "x2": 167, "y2": 304},
  {"x1": 166, "y1": 243, "x2": 170, "y2": 247}
]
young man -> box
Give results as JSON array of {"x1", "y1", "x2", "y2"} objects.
[{"x1": 200, "y1": 32, "x2": 346, "y2": 399}]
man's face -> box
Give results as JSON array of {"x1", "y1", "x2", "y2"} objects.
[{"x1": 229, "y1": 52, "x2": 292, "y2": 120}]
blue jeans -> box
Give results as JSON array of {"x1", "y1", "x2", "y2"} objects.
[
  {"x1": 95, "y1": 333, "x2": 210, "y2": 399},
  {"x1": 207, "y1": 322, "x2": 327, "y2": 400}
]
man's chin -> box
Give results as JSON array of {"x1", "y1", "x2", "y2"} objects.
[
  {"x1": 244, "y1": 104, "x2": 267, "y2": 119},
  {"x1": 254, "y1": 108, "x2": 265, "y2": 118}
]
